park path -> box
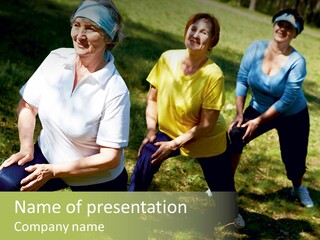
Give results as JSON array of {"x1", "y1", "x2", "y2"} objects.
[{"x1": 198, "y1": 0, "x2": 320, "y2": 39}]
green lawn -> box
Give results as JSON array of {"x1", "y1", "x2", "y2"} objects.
[{"x1": 1, "y1": 0, "x2": 319, "y2": 239}]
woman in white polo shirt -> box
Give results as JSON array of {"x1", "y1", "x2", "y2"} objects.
[{"x1": 0, "y1": 0, "x2": 130, "y2": 191}]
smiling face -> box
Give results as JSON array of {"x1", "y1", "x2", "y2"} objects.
[
  {"x1": 71, "y1": 18, "x2": 109, "y2": 57},
  {"x1": 273, "y1": 20, "x2": 297, "y2": 43},
  {"x1": 184, "y1": 18, "x2": 213, "y2": 53}
]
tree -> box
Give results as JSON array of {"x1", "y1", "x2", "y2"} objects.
[
  {"x1": 308, "y1": 0, "x2": 320, "y2": 26},
  {"x1": 249, "y1": 0, "x2": 258, "y2": 10},
  {"x1": 295, "y1": 0, "x2": 301, "y2": 8},
  {"x1": 275, "y1": 0, "x2": 285, "y2": 10}
]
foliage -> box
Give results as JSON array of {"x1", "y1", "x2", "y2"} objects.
[{"x1": 1, "y1": 0, "x2": 320, "y2": 239}]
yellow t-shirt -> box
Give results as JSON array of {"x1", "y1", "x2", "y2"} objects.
[{"x1": 147, "y1": 49, "x2": 227, "y2": 158}]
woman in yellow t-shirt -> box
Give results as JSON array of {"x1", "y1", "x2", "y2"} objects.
[{"x1": 129, "y1": 13, "x2": 244, "y2": 228}]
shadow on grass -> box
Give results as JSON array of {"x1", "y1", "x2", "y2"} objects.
[
  {"x1": 0, "y1": 0, "x2": 74, "y2": 65},
  {"x1": 213, "y1": 50, "x2": 243, "y2": 92},
  {"x1": 239, "y1": 210, "x2": 315, "y2": 240},
  {"x1": 0, "y1": 0, "x2": 76, "y2": 158},
  {"x1": 303, "y1": 81, "x2": 320, "y2": 112},
  {"x1": 0, "y1": 0, "x2": 74, "y2": 103},
  {"x1": 238, "y1": 187, "x2": 319, "y2": 239}
]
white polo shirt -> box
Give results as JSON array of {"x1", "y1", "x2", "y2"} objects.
[{"x1": 19, "y1": 48, "x2": 130, "y2": 186}]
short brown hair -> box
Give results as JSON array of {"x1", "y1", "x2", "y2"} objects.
[{"x1": 184, "y1": 13, "x2": 220, "y2": 52}]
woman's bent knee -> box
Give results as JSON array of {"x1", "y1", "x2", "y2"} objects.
[{"x1": 0, "y1": 171, "x2": 20, "y2": 191}]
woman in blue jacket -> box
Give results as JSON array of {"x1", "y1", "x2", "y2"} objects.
[{"x1": 228, "y1": 8, "x2": 314, "y2": 208}]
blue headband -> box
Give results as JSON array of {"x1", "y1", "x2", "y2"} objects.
[
  {"x1": 73, "y1": 0, "x2": 116, "y2": 40},
  {"x1": 274, "y1": 13, "x2": 301, "y2": 34}
]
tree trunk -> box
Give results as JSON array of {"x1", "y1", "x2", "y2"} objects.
[
  {"x1": 249, "y1": 0, "x2": 257, "y2": 11},
  {"x1": 316, "y1": 0, "x2": 320, "y2": 26},
  {"x1": 274, "y1": 0, "x2": 284, "y2": 11},
  {"x1": 316, "y1": 0, "x2": 320, "y2": 11}
]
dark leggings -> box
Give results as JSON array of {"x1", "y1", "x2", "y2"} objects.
[
  {"x1": 229, "y1": 106, "x2": 309, "y2": 181},
  {"x1": 129, "y1": 131, "x2": 235, "y2": 192},
  {"x1": 0, "y1": 143, "x2": 128, "y2": 191}
]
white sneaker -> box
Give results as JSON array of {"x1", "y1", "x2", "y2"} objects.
[
  {"x1": 234, "y1": 213, "x2": 245, "y2": 229},
  {"x1": 205, "y1": 189, "x2": 245, "y2": 228},
  {"x1": 291, "y1": 186, "x2": 314, "y2": 208},
  {"x1": 205, "y1": 188, "x2": 213, "y2": 197}
]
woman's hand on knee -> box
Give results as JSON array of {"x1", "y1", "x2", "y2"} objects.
[
  {"x1": 138, "y1": 130, "x2": 157, "y2": 156},
  {"x1": 0, "y1": 148, "x2": 34, "y2": 170},
  {"x1": 151, "y1": 141, "x2": 174, "y2": 165},
  {"x1": 228, "y1": 115, "x2": 244, "y2": 132},
  {"x1": 241, "y1": 118, "x2": 259, "y2": 141},
  {"x1": 20, "y1": 164, "x2": 54, "y2": 191}
]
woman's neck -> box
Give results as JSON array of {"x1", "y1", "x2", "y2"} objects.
[
  {"x1": 76, "y1": 52, "x2": 108, "y2": 73},
  {"x1": 270, "y1": 40, "x2": 292, "y2": 56},
  {"x1": 72, "y1": 53, "x2": 108, "y2": 92},
  {"x1": 181, "y1": 50, "x2": 208, "y2": 76}
]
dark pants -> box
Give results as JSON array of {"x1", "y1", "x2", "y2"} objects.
[
  {"x1": 229, "y1": 106, "x2": 309, "y2": 181},
  {"x1": 129, "y1": 131, "x2": 235, "y2": 192},
  {"x1": 0, "y1": 142, "x2": 128, "y2": 191}
]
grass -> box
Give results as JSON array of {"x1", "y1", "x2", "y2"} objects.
[{"x1": 1, "y1": 0, "x2": 320, "y2": 239}]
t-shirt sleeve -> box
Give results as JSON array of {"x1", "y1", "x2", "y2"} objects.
[
  {"x1": 96, "y1": 81, "x2": 130, "y2": 149},
  {"x1": 202, "y1": 73, "x2": 225, "y2": 110},
  {"x1": 19, "y1": 53, "x2": 53, "y2": 107},
  {"x1": 146, "y1": 53, "x2": 166, "y2": 88}
]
